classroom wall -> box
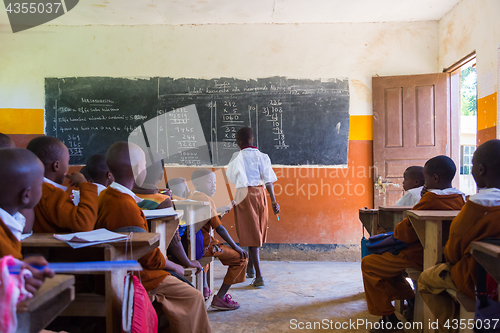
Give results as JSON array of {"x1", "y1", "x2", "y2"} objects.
[
  {"x1": 0, "y1": 20, "x2": 439, "y2": 259},
  {"x1": 438, "y1": 0, "x2": 500, "y2": 145}
]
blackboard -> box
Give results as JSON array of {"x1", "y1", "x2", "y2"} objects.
[{"x1": 45, "y1": 77, "x2": 350, "y2": 166}]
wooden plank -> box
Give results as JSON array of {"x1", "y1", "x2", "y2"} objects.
[
  {"x1": 379, "y1": 206, "x2": 413, "y2": 211},
  {"x1": 22, "y1": 233, "x2": 161, "y2": 248},
  {"x1": 406, "y1": 210, "x2": 460, "y2": 221},
  {"x1": 471, "y1": 241, "x2": 500, "y2": 258},
  {"x1": 471, "y1": 249, "x2": 500, "y2": 285},
  {"x1": 16, "y1": 275, "x2": 75, "y2": 333},
  {"x1": 61, "y1": 294, "x2": 106, "y2": 317}
]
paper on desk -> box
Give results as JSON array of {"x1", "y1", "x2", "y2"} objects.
[
  {"x1": 142, "y1": 207, "x2": 178, "y2": 219},
  {"x1": 54, "y1": 228, "x2": 129, "y2": 249}
]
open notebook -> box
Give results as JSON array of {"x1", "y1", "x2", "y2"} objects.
[{"x1": 54, "y1": 228, "x2": 130, "y2": 248}]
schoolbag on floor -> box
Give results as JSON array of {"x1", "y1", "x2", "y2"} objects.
[{"x1": 366, "y1": 231, "x2": 407, "y2": 255}]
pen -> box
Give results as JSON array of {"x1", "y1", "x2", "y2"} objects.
[{"x1": 277, "y1": 214, "x2": 279, "y2": 221}]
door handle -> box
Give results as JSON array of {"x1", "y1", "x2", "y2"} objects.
[{"x1": 374, "y1": 176, "x2": 400, "y2": 194}]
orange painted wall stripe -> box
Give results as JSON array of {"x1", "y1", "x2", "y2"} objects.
[
  {"x1": 477, "y1": 92, "x2": 497, "y2": 130},
  {"x1": 349, "y1": 115, "x2": 373, "y2": 141},
  {"x1": 0, "y1": 109, "x2": 44, "y2": 134}
]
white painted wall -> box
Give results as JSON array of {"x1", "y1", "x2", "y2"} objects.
[
  {"x1": 439, "y1": 0, "x2": 500, "y2": 99},
  {"x1": 0, "y1": 21, "x2": 439, "y2": 116}
]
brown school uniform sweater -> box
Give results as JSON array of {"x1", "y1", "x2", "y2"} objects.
[
  {"x1": 188, "y1": 192, "x2": 223, "y2": 253},
  {"x1": 96, "y1": 187, "x2": 169, "y2": 291},
  {"x1": 34, "y1": 182, "x2": 98, "y2": 233},
  {"x1": 394, "y1": 191, "x2": 465, "y2": 270},
  {"x1": 0, "y1": 218, "x2": 22, "y2": 259},
  {"x1": 445, "y1": 200, "x2": 500, "y2": 299}
]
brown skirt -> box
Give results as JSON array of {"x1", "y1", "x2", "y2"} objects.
[{"x1": 233, "y1": 186, "x2": 268, "y2": 247}]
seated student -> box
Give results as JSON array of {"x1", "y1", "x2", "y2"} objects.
[
  {"x1": 86, "y1": 154, "x2": 114, "y2": 195},
  {"x1": 418, "y1": 140, "x2": 500, "y2": 333},
  {"x1": 394, "y1": 166, "x2": 424, "y2": 207},
  {"x1": 362, "y1": 155, "x2": 465, "y2": 332},
  {"x1": 167, "y1": 177, "x2": 191, "y2": 201},
  {"x1": 189, "y1": 169, "x2": 248, "y2": 310},
  {"x1": 27, "y1": 136, "x2": 98, "y2": 233},
  {"x1": 96, "y1": 142, "x2": 210, "y2": 333},
  {"x1": 133, "y1": 157, "x2": 172, "y2": 209},
  {"x1": 0, "y1": 148, "x2": 55, "y2": 293},
  {"x1": 72, "y1": 154, "x2": 114, "y2": 205},
  {"x1": 133, "y1": 157, "x2": 203, "y2": 278},
  {"x1": 0, "y1": 132, "x2": 15, "y2": 149}
]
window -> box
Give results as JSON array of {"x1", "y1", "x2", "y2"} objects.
[{"x1": 460, "y1": 145, "x2": 476, "y2": 175}]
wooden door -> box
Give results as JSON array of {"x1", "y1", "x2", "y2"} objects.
[{"x1": 372, "y1": 73, "x2": 450, "y2": 208}]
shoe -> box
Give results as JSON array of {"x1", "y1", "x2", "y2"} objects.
[
  {"x1": 368, "y1": 316, "x2": 403, "y2": 333},
  {"x1": 203, "y1": 287, "x2": 212, "y2": 301},
  {"x1": 211, "y1": 294, "x2": 240, "y2": 310},
  {"x1": 251, "y1": 277, "x2": 265, "y2": 288},
  {"x1": 246, "y1": 267, "x2": 255, "y2": 278}
]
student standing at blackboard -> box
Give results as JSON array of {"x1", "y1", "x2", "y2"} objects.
[{"x1": 226, "y1": 127, "x2": 280, "y2": 287}]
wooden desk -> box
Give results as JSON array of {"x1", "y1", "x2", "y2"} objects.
[
  {"x1": 16, "y1": 275, "x2": 75, "y2": 333},
  {"x1": 22, "y1": 233, "x2": 160, "y2": 333},
  {"x1": 378, "y1": 206, "x2": 413, "y2": 233},
  {"x1": 471, "y1": 241, "x2": 500, "y2": 284},
  {"x1": 147, "y1": 210, "x2": 183, "y2": 257},
  {"x1": 172, "y1": 200, "x2": 213, "y2": 294},
  {"x1": 407, "y1": 210, "x2": 460, "y2": 270},
  {"x1": 359, "y1": 208, "x2": 378, "y2": 236},
  {"x1": 407, "y1": 210, "x2": 460, "y2": 333}
]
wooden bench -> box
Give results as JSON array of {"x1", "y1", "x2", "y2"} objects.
[
  {"x1": 359, "y1": 206, "x2": 412, "y2": 236},
  {"x1": 147, "y1": 210, "x2": 183, "y2": 257},
  {"x1": 16, "y1": 274, "x2": 75, "y2": 333},
  {"x1": 22, "y1": 233, "x2": 160, "y2": 333}
]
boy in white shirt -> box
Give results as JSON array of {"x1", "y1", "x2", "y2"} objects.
[
  {"x1": 394, "y1": 166, "x2": 424, "y2": 207},
  {"x1": 226, "y1": 127, "x2": 280, "y2": 287}
]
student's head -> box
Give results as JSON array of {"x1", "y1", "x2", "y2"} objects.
[
  {"x1": 191, "y1": 169, "x2": 216, "y2": 197},
  {"x1": 86, "y1": 154, "x2": 114, "y2": 187},
  {"x1": 0, "y1": 133, "x2": 15, "y2": 148},
  {"x1": 141, "y1": 152, "x2": 164, "y2": 187},
  {"x1": 402, "y1": 166, "x2": 424, "y2": 191},
  {"x1": 471, "y1": 139, "x2": 500, "y2": 189},
  {"x1": 0, "y1": 148, "x2": 44, "y2": 214},
  {"x1": 106, "y1": 142, "x2": 146, "y2": 188},
  {"x1": 167, "y1": 177, "x2": 190, "y2": 199},
  {"x1": 79, "y1": 166, "x2": 91, "y2": 182},
  {"x1": 236, "y1": 127, "x2": 254, "y2": 148},
  {"x1": 423, "y1": 155, "x2": 456, "y2": 190},
  {"x1": 26, "y1": 136, "x2": 69, "y2": 184}
]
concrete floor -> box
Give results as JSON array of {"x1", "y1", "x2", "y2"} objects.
[{"x1": 207, "y1": 260, "x2": 380, "y2": 333}]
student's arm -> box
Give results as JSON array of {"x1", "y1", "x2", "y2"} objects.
[
  {"x1": 168, "y1": 235, "x2": 203, "y2": 274},
  {"x1": 215, "y1": 225, "x2": 248, "y2": 259},
  {"x1": 216, "y1": 200, "x2": 235, "y2": 215},
  {"x1": 265, "y1": 182, "x2": 280, "y2": 214},
  {"x1": 164, "y1": 259, "x2": 185, "y2": 276}
]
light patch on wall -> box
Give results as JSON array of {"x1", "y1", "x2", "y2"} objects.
[
  {"x1": 0, "y1": 109, "x2": 44, "y2": 134},
  {"x1": 350, "y1": 79, "x2": 372, "y2": 103},
  {"x1": 478, "y1": 70, "x2": 495, "y2": 99}
]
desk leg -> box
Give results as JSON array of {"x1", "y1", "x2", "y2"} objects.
[
  {"x1": 105, "y1": 247, "x2": 126, "y2": 333},
  {"x1": 422, "y1": 220, "x2": 442, "y2": 333},
  {"x1": 371, "y1": 214, "x2": 379, "y2": 236}
]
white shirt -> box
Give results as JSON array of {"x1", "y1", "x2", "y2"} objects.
[
  {"x1": 44, "y1": 177, "x2": 67, "y2": 191},
  {"x1": 71, "y1": 183, "x2": 107, "y2": 206},
  {"x1": 395, "y1": 186, "x2": 423, "y2": 207},
  {"x1": 109, "y1": 182, "x2": 143, "y2": 203},
  {"x1": 226, "y1": 148, "x2": 277, "y2": 189},
  {"x1": 0, "y1": 207, "x2": 26, "y2": 241},
  {"x1": 469, "y1": 188, "x2": 500, "y2": 207},
  {"x1": 428, "y1": 187, "x2": 466, "y2": 202}
]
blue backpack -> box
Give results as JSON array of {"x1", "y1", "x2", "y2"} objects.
[{"x1": 366, "y1": 231, "x2": 408, "y2": 255}]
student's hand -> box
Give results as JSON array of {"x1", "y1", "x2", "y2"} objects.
[
  {"x1": 66, "y1": 172, "x2": 88, "y2": 186},
  {"x1": 271, "y1": 201, "x2": 280, "y2": 214},
  {"x1": 22, "y1": 256, "x2": 55, "y2": 294},
  {"x1": 188, "y1": 260, "x2": 203, "y2": 275},
  {"x1": 233, "y1": 245, "x2": 248, "y2": 259}
]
